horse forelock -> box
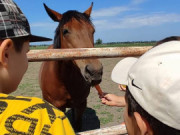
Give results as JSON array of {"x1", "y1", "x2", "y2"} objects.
[
  {"x1": 53, "y1": 24, "x2": 61, "y2": 49},
  {"x1": 53, "y1": 10, "x2": 93, "y2": 49}
]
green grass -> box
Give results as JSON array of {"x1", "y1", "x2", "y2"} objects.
[
  {"x1": 30, "y1": 45, "x2": 49, "y2": 50},
  {"x1": 93, "y1": 104, "x2": 103, "y2": 110},
  {"x1": 95, "y1": 42, "x2": 156, "y2": 48},
  {"x1": 99, "y1": 111, "x2": 114, "y2": 125},
  {"x1": 30, "y1": 42, "x2": 156, "y2": 50}
]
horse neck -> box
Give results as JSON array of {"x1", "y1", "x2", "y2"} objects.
[
  {"x1": 57, "y1": 60, "x2": 87, "y2": 84},
  {"x1": 56, "y1": 60, "x2": 91, "y2": 100}
]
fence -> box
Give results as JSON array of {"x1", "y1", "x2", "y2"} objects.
[
  {"x1": 27, "y1": 46, "x2": 152, "y2": 61},
  {"x1": 78, "y1": 123, "x2": 127, "y2": 135},
  {"x1": 27, "y1": 46, "x2": 152, "y2": 135}
]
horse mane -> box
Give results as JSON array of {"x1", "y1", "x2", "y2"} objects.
[{"x1": 53, "y1": 10, "x2": 93, "y2": 48}]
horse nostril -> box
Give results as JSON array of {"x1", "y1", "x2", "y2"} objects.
[
  {"x1": 85, "y1": 65, "x2": 103, "y2": 77},
  {"x1": 85, "y1": 65, "x2": 94, "y2": 76}
]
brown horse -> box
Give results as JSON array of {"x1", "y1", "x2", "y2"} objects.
[{"x1": 39, "y1": 3, "x2": 103, "y2": 131}]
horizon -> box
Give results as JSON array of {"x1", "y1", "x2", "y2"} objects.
[{"x1": 30, "y1": 40, "x2": 158, "y2": 46}]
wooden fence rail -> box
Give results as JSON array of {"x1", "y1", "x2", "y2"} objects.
[
  {"x1": 27, "y1": 46, "x2": 152, "y2": 62},
  {"x1": 78, "y1": 124, "x2": 127, "y2": 135}
]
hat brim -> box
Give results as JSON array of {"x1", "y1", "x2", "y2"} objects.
[
  {"x1": 111, "y1": 57, "x2": 138, "y2": 85},
  {"x1": 29, "y1": 34, "x2": 52, "y2": 42}
]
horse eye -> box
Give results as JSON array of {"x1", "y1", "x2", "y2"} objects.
[{"x1": 63, "y1": 29, "x2": 69, "y2": 35}]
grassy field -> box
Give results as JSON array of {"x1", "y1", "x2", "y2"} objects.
[
  {"x1": 12, "y1": 58, "x2": 126, "y2": 131},
  {"x1": 30, "y1": 45, "x2": 49, "y2": 50},
  {"x1": 30, "y1": 42, "x2": 156, "y2": 50},
  {"x1": 12, "y1": 42, "x2": 153, "y2": 131},
  {"x1": 95, "y1": 42, "x2": 156, "y2": 47}
]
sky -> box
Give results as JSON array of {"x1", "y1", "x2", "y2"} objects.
[{"x1": 14, "y1": 0, "x2": 180, "y2": 45}]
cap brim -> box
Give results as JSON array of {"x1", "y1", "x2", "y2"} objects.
[
  {"x1": 111, "y1": 57, "x2": 138, "y2": 85},
  {"x1": 29, "y1": 34, "x2": 52, "y2": 42}
]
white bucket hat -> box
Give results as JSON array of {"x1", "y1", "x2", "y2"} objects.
[{"x1": 111, "y1": 40, "x2": 180, "y2": 130}]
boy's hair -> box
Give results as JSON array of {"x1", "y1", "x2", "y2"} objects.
[
  {"x1": 0, "y1": 36, "x2": 28, "y2": 53},
  {"x1": 12, "y1": 37, "x2": 29, "y2": 52},
  {"x1": 125, "y1": 87, "x2": 180, "y2": 135}
]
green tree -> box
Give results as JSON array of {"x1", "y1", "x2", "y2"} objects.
[{"x1": 95, "y1": 38, "x2": 103, "y2": 45}]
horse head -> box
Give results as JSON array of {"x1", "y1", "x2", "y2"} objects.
[{"x1": 44, "y1": 3, "x2": 103, "y2": 86}]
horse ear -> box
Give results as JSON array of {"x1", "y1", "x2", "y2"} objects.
[
  {"x1": 84, "y1": 2, "x2": 93, "y2": 17},
  {"x1": 43, "y1": 3, "x2": 62, "y2": 22}
]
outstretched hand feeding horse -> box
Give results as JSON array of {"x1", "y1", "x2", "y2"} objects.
[{"x1": 39, "y1": 3, "x2": 103, "y2": 131}]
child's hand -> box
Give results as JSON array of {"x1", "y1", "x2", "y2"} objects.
[
  {"x1": 119, "y1": 84, "x2": 127, "y2": 91},
  {"x1": 101, "y1": 94, "x2": 126, "y2": 107}
]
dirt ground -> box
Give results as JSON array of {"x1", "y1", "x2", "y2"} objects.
[{"x1": 12, "y1": 57, "x2": 126, "y2": 132}]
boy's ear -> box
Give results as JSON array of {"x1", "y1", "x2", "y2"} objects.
[
  {"x1": 0, "y1": 39, "x2": 13, "y2": 67},
  {"x1": 134, "y1": 112, "x2": 152, "y2": 135}
]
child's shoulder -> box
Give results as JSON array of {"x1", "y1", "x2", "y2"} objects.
[
  {"x1": 0, "y1": 93, "x2": 44, "y2": 104},
  {"x1": 0, "y1": 93, "x2": 75, "y2": 135},
  {"x1": 0, "y1": 93, "x2": 64, "y2": 116}
]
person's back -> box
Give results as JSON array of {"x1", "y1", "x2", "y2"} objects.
[
  {"x1": 0, "y1": 0, "x2": 75, "y2": 134},
  {"x1": 0, "y1": 93, "x2": 74, "y2": 134}
]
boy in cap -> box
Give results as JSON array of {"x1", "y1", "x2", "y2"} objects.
[
  {"x1": 101, "y1": 36, "x2": 180, "y2": 108},
  {"x1": 110, "y1": 40, "x2": 180, "y2": 134},
  {"x1": 0, "y1": 0, "x2": 75, "y2": 134}
]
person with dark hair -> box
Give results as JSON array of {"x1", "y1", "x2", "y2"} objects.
[
  {"x1": 109, "y1": 41, "x2": 180, "y2": 134},
  {"x1": 0, "y1": 0, "x2": 75, "y2": 134}
]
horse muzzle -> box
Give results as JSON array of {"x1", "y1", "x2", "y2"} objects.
[{"x1": 84, "y1": 64, "x2": 103, "y2": 86}]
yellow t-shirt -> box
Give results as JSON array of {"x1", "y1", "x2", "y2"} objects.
[{"x1": 0, "y1": 93, "x2": 75, "y2": 135}]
